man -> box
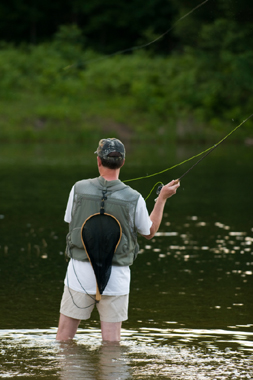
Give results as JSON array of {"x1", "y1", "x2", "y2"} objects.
[{"x1": 56, "y1": 138, "x2": 180, "y2": 342}]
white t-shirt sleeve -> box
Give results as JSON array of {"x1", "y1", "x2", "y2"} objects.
[
  {"x1": 64, "y1": 186, "x2": 75, "y2": 223},
  {"x1": 135, "y1": 195, "x2": 152, "y2": 235}
]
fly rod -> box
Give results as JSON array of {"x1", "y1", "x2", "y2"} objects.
[{"x1": 155, "y1": 113, "x2": 253, "y2": 198}]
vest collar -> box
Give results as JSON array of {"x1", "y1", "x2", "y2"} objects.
[{"x1": 92, "y1": 176, "x2": 127, "y2": 191}]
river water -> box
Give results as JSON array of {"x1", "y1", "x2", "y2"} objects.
[{"x1": 0, "y1": 141, "x2": 252, "y2": 379}]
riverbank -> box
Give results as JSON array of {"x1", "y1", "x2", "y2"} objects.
[
  {"x1": 0, "y1": 43, "x2": 252, "y2": 143},
  {"x1": 1, "y1": 89, "x2": 252, "y2": 145},
  {"x1": 0, "y1": 94, "x2": 251, "y2": 144}
]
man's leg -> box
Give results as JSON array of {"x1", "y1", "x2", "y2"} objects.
[
  {"x1": 98, "y1": 295, "x2": 128, "y2": 342},
  {"x1": 100, "y1": 321, "x2": 122, "y2": 342},
  {"x1": 56, "y1": 313, "x2": 80, "y2": 341},
  {"x1": 56, "y1": 286, "x2": 96, "y2": 341}
]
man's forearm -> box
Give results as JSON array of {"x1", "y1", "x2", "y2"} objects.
[
  {"x1": 142, "y1": 179, "x2": 180, "y2": 240},
  {"x1": 143, "y1": 198, "x2": 167, "y2": 240}
]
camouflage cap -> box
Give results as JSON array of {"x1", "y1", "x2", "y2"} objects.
[{"x1": 95, "y1": 138, "x2": 125, "y2": 160}]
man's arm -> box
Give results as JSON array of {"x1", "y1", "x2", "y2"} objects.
[{"x1": 142, "y1": 180, "x2": 180, "y2": 240}]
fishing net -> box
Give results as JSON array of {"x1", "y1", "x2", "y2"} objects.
[{"x1": 81, "y1": 213, "x2": 122, "y2": 301}]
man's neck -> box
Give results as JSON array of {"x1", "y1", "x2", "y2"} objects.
[
  {"x1": 97, "y1": 156, "x2": 122, "y2": 181},
  {"x1": 99, "y1": 168, "x2": 120, "y2": 181}
]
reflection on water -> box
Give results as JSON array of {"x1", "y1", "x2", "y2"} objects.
[
  {"x1": 129, "y1": 217, "x2": 253, "y2": 335},
  {"x1": 0, "y1": 328, "x2": 252, "y2": 379},
  {"x1": 58, "y1": 340, "x2": 131, "y2": 380}
]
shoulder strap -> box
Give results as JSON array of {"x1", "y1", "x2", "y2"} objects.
[{"x1": 100, "y1": 190, "x2": 107, "y2": 215}]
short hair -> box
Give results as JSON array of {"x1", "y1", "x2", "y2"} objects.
[{"x1": 101, "y1": 152, "x2": 124, "y2": 170}]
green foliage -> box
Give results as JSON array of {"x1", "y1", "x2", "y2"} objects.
[
  {"x1": 0, "y1": 20, "x2": 253, "y2": 143},
  {"x1": 188, "y1": 19, "x2": 253, "y2": 122},
  {"x1": 52, "y1": 24, "x2": 86, "y2": 61}
]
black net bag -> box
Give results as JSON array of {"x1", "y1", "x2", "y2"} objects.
[{"x1": 81, "y1": 213, "x2": 122, "y2": 301}]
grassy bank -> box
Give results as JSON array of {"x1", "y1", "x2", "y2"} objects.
[{"x1": 0, "y1": 36, "x2": 252, "y2": 143}]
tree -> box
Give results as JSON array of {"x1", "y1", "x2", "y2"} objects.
[{"x1": 0, "y1": 0, "x2": 177, "y2": 53}]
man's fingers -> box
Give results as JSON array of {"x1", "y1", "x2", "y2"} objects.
[
  {"x1": 159, "y1": 180, "x2": 180, "y2": 199},
  {"x1": 166, "y1": 179, "x2": 180, "y2": 188}
]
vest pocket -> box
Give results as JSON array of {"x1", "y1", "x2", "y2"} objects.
[
  {"x1": 67, "y1": 227, "x2": 83, "y2": 249},
  {"x1": 116, "y1": 233, "x2": 128, "y2": 254}
]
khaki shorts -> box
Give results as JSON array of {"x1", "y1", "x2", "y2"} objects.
[{"x1": 60, "y1": 286, "x2": 129, "y2": 322}]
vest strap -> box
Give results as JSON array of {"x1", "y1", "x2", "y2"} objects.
[{"x1": 100, "y1": 190, "x2": 107, "y2": 215}]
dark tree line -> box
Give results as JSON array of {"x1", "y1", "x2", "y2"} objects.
[
  {"x1": 0, "y1": 0, "x2": 253, "y2": 54},
  {"x1": 0, "y1": 0, "x2": 177, "y2": 53}
]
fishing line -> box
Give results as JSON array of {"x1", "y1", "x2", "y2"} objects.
[
  {"x1": 144, "y1": 181, "x2": 164, "y2": 201},
  {"x1": 67, "y1": 115, "x2": 251, "y2": 308},
  {"x1": 65, "y1": 0, "x2": 247, "y2": 306},
  {"x1": 64, "y1": 0, "x2": 209, "y2": 70},
  {"x1": 124, "y1": 114, "x2": 253, "y2": 199},
  {"x1": 66, "y1": 254, "x2": 97, "y2": 310}
]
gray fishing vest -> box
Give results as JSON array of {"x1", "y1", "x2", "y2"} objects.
[{"x1": 65, "y1": 176, "x2": 141, "y2": 266}]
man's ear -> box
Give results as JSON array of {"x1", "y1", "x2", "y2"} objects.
[{"x1": 97, "y1": 156, "x2": 102, "y2": 167}]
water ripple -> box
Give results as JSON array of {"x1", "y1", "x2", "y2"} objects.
[{"x1": 0, "y1": 327, "x2": 252, "y2": 379}]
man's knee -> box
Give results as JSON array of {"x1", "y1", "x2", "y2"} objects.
[{"x1": 56, "y1": 313, "x2": 80, "y2": 341}]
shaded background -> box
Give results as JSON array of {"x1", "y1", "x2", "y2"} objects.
[{"x1": 0, "y1": 0, "x2": 253, "y2": 143}]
